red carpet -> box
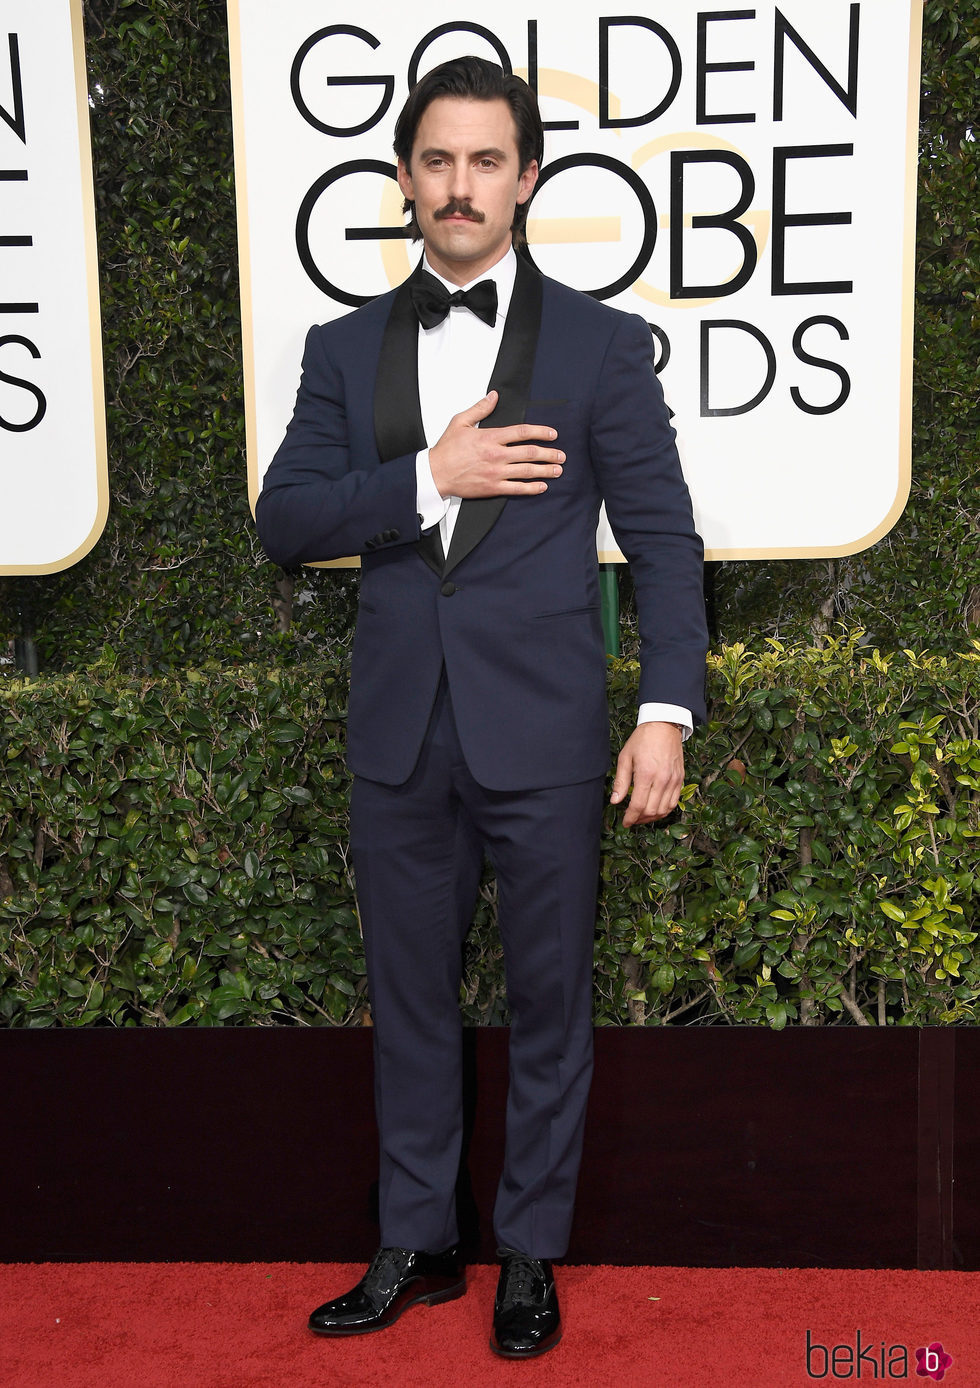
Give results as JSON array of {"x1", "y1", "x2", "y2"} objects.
[{"x1": 1, "y1": 1263, "x2": 977, "y2": 1386}]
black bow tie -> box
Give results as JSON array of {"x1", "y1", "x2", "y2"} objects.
[{"x1": 410, "y1": 271, "x2": 498, "y2": 329}]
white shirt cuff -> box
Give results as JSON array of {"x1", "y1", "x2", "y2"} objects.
[
  {"x1": 637, "y1": 702, "x2": 694, "y2": 741},
  {"x1": 415, "y1": 450, "x2": 451, "y2": 531}
]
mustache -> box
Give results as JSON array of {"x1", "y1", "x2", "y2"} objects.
[{"x1": 434, "y1": 198, "x2": 485, "y2": 224}]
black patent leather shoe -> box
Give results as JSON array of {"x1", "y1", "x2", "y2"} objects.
[
  {"x1": 308, "y1": 1245, "x2": 465, "y2": 1335},
  {"x1": 490, "y1": 1249, "x2": 562, "y2": 1358}
]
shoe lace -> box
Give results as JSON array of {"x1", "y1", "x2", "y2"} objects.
[
  {"x1": 500, "y1": 1253, "x2": 544, "y2": 1305},
  {"x1": 362, "y1": 1246, "x2": 412, "y2": 1295}
]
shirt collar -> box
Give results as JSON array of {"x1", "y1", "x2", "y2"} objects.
[{"x1": 421, "y1": 246, "x2": 517, "y2": 321}]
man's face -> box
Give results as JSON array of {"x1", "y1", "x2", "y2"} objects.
[{"x1": 397, "y1": 96, "x2": 538, "y2": 285}]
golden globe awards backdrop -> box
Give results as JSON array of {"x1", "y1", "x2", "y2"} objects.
[
  {"x1": 0, "y1": 1, "x2": 107, "y2": 575},
  {"x1": 228, "y1": 1, "x2": 923, "y2": 561}
]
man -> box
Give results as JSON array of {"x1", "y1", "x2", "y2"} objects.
[{"x1": 256, "y1": 56, "x2": 707, "y2": 1359}]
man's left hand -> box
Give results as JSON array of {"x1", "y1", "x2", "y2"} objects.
[{"x1": 610, "y1": 722, "x2": 685, "y2": 827}]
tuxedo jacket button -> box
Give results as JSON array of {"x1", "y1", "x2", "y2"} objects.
[{"x1": 440, "y1": 581, "x2": 456, "y2": 597}]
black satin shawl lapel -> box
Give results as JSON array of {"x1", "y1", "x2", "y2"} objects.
[
  {"x1": 373, "y1": 263, "x2": 426, "y2": 463},
  {"x1": 373, "y1": 262, "x2": 444, "y2": 575},
  {"x1": 443, "y1": 255, "x2": 544, "y2": 578}
]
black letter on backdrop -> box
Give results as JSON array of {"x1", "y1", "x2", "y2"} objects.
[
  {"x1": 0, "y1": 167, "x2": 35, "y2": 310},
  {"x1": 296, "y1": 160, "x2": 406, "y2": 308},
  {"x1": 0, "y1": 334, "x2": 46, "y2": 432},
  {"x1": 290, "y1": 26, "x2": 394, "y2": 138},
  {"x1": 408, "y1": 24, "x2": 511, "y2": 91},
  {"x1": 1, "y1": 34, "x2": 26, "y2": 143},
  {"x1": 773, "y1": 4, "x2": 860, "y2": 120},
  {"x1": 670, "y1": 149, "x2": 757, "y2": 299},
  {"x1": 599, "y1": 18, "x2": 682, "y2": 128},
  {"x1": 791, "y1": 316, "x2": 851, "y2": 414},
  {"x1": 527, "y1": 22, "x2": 578, "y2": 131},
  {"x1": 700, "y1": 319, "x2": 776, "y2": 416},
  {"x1": 697, "y1": 11, "x2": 757, "y2": 125},
  {"x1": 647, "y1": 323, "x2": 670, "y2": 375},
  {"x1": 772, "y1": 144, "x2": 853, "y2": 295},
  {"x1": 522, "y1": 152, "x2": 657, "y2": 300}
]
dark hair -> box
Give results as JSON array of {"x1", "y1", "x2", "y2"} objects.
[{"x1": 393, "y1": 55, "x2": 544, "y2": 246}]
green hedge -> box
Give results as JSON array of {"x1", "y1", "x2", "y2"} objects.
[{"x1": 3, "y1": 638, "x2": 977, "y2": 1028}]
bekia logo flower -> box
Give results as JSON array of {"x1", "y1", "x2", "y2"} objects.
[{"x1": 916, "y1": 1342, "x2": 953, "y2": 1381}]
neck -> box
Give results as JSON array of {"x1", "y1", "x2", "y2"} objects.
[{"x1": 424, "y1": 240, "x2": 513, "y2": 287}]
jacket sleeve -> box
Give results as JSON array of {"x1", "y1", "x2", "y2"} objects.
[
  {"x1": 589, "y1": 313, "x2": 709, "y2": 722},
  {"x1": 255, "y1": 324, "x2": 422, "y2": 568}
]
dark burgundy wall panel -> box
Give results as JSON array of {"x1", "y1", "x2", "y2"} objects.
[{"x1": 3, "y1": 1028, "x2": 975, "y2": 1268}]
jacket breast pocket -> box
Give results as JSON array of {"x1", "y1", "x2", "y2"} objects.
[{"x1": 530, "y1": 604, "x2": 600, "y2": 621}]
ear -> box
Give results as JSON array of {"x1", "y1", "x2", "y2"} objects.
[
  {"x1": 397, "y1": 158, "x2": 415, "y2": 202},
  {"x1": 516, "y1": 159, "x2": 538, "y2": 207}
]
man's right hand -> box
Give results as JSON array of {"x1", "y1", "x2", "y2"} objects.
[{"x1": 428, "y1": 390, "x2": 564, "y2": 499}]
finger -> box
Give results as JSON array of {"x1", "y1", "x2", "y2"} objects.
[
  {"x1": 454, "y1": 391, "x2": 499, "y2": 425},
  {"x1": 493, "y1": 478, "x2": 551, "y2": 495},
  {"x1": 499, "y1": 447, "x2": 565, "y2": 466},
  {"x1": 609, "y1": 750, "x2": 632, "y2": 805},
  {"x1": 625, "y1": 774, "x2": 681, "y2": 826},
  {"x1": 501, "y1": 460, "x2": 564, "y2": 481},
  {"x1": 622, "y1": 771, "x2": 655, "y2": 826},
  {"x1": 491, "y1": 422, "x2": 559, "y2": 444},
  {"x1": 624, "y1": 797, "x2": 665, "y2": 827}
]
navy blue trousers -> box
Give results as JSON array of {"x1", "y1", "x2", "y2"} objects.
[{"x1": 350, "y1": 677, "x2": 604, "y2": 1259}]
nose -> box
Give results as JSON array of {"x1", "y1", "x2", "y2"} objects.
[{"x1": 448, "y1": 161, "x2": 474, "y2": 204}]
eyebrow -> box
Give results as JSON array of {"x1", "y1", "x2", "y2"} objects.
[{"x1": 417, "y1": 146, "x2": 509, "y2": 162}]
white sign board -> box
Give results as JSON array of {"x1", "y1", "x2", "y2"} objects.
[
  {"x1": 0, "y1": 1, "x2": 107, "y2": 574},
  {"x1": 229, "y1": 1, "x2": 923, "y2": 561}
]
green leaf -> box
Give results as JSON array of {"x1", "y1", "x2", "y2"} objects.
[{"x1": 880, "y1": 902, "x2": 907, "y2": 923}]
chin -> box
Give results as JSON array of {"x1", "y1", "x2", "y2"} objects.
[{"x1": 431, "y1": 239, "x2": 485, "y2": 263}]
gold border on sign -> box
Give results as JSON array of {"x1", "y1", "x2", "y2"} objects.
[
  {"x1": 226, "y1": 0, "x2": 262, "y2": 517},
  {"x1": 2, "y1": 0, "x2": 110, "y2": 575}
]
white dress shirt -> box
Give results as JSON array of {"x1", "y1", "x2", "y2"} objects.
[{"x1": 412, "y1": 248, "x2": 692, "y2": 738}]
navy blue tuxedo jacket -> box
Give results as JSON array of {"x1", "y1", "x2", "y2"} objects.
[{"x1": 256, "y1": 256, "x2": 707, "y2": 791}]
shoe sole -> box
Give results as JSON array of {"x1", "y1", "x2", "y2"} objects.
[
  {"x1": 309, "y1": 1280, "x2": 467, "y2": 1336},
  {"x1": 489, "y1": 1328, "x2": 563, "y2": 1359}
]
